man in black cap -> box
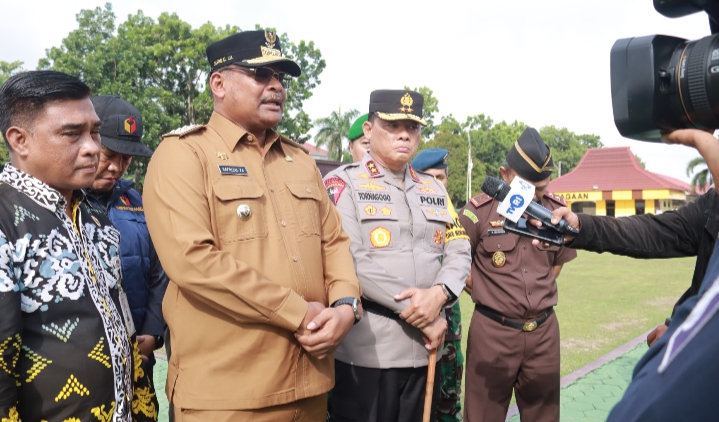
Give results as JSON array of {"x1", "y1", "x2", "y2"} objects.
[
  {"x1": 458, "y1": 128, "x2": 576, "y2": 422},
  {"x1": 324, "y1": 90, "x2": 471, "y2": 422},
  {"x1": 86, "y1": 95, "x2": 168, "y2": 381},
  {"x1": 143, "y1": 30, "x2": 361, "y2": 422}
]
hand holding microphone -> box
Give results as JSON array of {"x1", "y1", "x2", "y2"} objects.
[{"x1": 480, "y1": 176, "x2": 580, "y2": 236}]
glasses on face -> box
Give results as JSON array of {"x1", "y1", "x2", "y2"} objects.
[{"x1": 224, "y1": 66, "x2": 292, "y2": 89}]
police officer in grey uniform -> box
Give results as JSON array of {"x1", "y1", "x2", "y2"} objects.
[{"x1": 324, "y1": 90, "x2": 471, "y2": 422}]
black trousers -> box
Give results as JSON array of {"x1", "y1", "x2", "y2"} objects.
[{"x1": 332, "y1": 360, "x2": 441, "y2": 422}]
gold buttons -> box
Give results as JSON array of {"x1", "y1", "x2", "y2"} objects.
[
  {"x1": 281, "y1": 220, "x2": 287, "y2": 227},
  {"x1": 236, "y1": 204, "x2": 252, "y2": 220},
  {"x1": 292, "y1": 256, "x2": 298, "y2": 262},
  {"x1": 285, "y1": 155, "x2": 293, "y2": 162},
  {"x1": 306, "y1": 187, "x2": 311, "y2": 193},
  {"x1": 247, "y1": 135, "x2": 254, "y2": 142}
]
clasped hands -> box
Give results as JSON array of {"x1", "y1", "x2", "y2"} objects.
[
  {"x1": 294, "y1": 301, "x2": 358, "y2": 360},
  {"x1": 394, "y1": 286, "x2": 448, "y2": 351}
]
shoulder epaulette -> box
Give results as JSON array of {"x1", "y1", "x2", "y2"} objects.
[
  {"x1": 469, "y1": 193, "x2": 492, "y2": 208},
  {"x1": 544, "y1": 191, "x2": 567, "y2": 206},
  {"x1": 161, "y1": 124, "x2": 205, "y2": 140},
  {"x1": 279, "y1": 136, "x2": 309, "y2": 154}
]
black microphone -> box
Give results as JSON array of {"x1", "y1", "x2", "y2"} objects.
[{"x1": 480, "y1": 176, "x2": 579, "y2": 235}]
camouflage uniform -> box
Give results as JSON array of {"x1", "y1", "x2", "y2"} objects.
[{"x1": 434, "y1": 301, "x2": 464, "y2": 422}]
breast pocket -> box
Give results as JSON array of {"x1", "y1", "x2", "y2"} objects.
[
  {"x1": 481, "y1": 233, "x2": 518, "y2": 268},
  {"x1": 421, "y1": 209, "x2": 453, "y2": 252},
  {"x1": 358, "y1": 202, "x2": 400, "y2": 250},
  {"x1": 212, "y1": 179, "x2": 268, "y2": 243},
  {"x1": 286, "y1": 181, "x2": 322, "y2": 236}
]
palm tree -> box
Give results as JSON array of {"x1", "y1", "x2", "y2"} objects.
[
  {"x1": 687, "y1": 157, "x2": 713, "y2": 191},
  {"x1": 314, "y1": 107, "x2": 359, "y2": 161}
]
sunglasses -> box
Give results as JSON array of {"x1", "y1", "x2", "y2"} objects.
[{"x1": 224, "y1": 66, "x2": 293, "y2": 88}]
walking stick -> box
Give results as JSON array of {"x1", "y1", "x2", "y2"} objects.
[{"x1": 422, "y1": 348, "x2": 438, "y2": 422}]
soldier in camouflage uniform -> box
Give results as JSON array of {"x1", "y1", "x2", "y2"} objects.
[{"x1": 411, "y1": 148, "x2": 464, "y2": 422}]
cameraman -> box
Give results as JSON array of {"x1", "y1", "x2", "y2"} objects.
[
  {"x1": 537, "y1": 129, "x2": 719, "y2": 421},
  {"x1": 539, "y1": 129, "x2": 719, "y2": 347}
]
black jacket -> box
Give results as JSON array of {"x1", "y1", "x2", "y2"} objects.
[{"x1": 570, "y1": 188, "x2": 719, "y2": 313}]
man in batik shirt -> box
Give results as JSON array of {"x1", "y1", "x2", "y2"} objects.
[{"x1": 0, "y1": 71, "x2": 156, "y2": 422}]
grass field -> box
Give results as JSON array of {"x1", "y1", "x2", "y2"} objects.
[{"x1": 458, "y1": 249, "x2": 694, "y2": 401}]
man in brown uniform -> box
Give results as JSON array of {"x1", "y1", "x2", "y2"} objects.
[
  {"x1": 459, "y1": 128, "x2": 576, "y2": 422},
  {"x1": 143, "y1": 30, "x2": 362, "y2": 422}
]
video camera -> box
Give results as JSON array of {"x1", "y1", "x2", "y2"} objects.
[{"x1": 611, "y1": 0, "x2": 719, "y2": 141}]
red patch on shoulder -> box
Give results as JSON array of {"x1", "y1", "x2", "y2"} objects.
[{"x1": 324, "y1": 177, "x2": 347, "y2": 206}]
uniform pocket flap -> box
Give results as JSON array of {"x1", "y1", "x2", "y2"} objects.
[
  {"x1": 481, "y1": 234, "x2": 518, "y2": 253},
  {"x1": 286, "y1": 181, "x2": 322, "y2": 201},
  {"x1": 213, "y1": 180, "x2": 263, "y2": 201}
]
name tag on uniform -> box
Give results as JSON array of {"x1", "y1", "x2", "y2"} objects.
[
  {"x1": 219, "y1": 165, "x2": 248, "y2": 176},
  {"x1": 488, "y1": 229, "x2": 507, "y2": 236},
  {"x1": 118, "y1": 289, "x2": 136, "y2": 337}
]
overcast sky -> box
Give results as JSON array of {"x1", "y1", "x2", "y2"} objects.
[{"x1": 1, "y1": 0, "x2": 713, "y2": 183}]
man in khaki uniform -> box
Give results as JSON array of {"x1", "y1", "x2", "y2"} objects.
[
  {"x1": 459, "y1": 128, "x2": 577, "y2": 422},
  {"x1": 143, "y1": 30, "x2": 362, "y2": 422},
  {"x1": 324, "y1": 90, "x2": 471, "y2": 422}
]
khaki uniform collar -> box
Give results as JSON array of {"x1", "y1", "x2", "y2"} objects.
[{"x1": 208, "y1": 111, "x2": 283, "y2": 154}]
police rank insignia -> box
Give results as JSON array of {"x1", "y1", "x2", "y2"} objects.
[
  {"x1": 420, "y1": 179, "x2": 434, "y2": 185},
  {"x1": 399, "y1": 93, "x2": 414, "y2": 113},
  {"x1": 434, "y1": 230, "x2": 443, "y2": 245},
  {"x1": 358, "y1": 182, "x2": 386, "y2": 191},
  {"x1": 409, "y1": 165, "x2": 420, "y2": 182},
  {"x1": 324, "y1": 176, "x2": 347, "y2": 206},
  {"x1": 356, "y1": 173, "x2": 370, "y2": 179},
  {"x1": 492, "y1": 251, "x2": 506, "y2": 268},
  {"x1": 417, "y1": 187, "x2": 438, "y2": 194},
  {"x1": 366, "y1": 160, "x2": 381, "y2": 177},
  {"x1": 490, "y1": 220, "x2": 505, "y2": 227},
  {"x1": 381, "y1": 206, "x2": 392, "y2": 216},
  {"x1": 364, "y1": 205, "x2": 378, "y2": 216},
  {"x1": 370, "y1": 227, "x2": 391, "y2": 248},
  {"x1": 216, "y1": 152, "x2": 228, "y2": 161}
]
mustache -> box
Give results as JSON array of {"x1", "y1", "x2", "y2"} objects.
[{"x1": 261, "y1": 93, "x2": 284, "y2": 104}]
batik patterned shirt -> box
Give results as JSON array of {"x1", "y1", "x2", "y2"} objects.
[{"x1": 0, "y1": 164, "x2": 149, "y2": 422}]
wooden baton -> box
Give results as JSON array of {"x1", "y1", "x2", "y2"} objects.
[{"x1": 422, "y1": 348, "x2": 438, "y2": 422}]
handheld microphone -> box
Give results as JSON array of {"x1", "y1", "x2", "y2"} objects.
[{"x1": 480, "y1": 176, "x2": 579, "y2": 235}]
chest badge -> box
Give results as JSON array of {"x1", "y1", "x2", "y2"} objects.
[
  {"x1": 417, "y1": 187, "x2": 438, "y2": 194},
  {"x1": 358, "y1": 182, "x2": 386, "y2": 191},
  {"x1": 370, "y1": 227, "x2": 391, "y2": 248},
  {"x1": 364, "y1": 205, "x2": 378, "y2": 216},
  {"x1": 380, "y1": 206, "x2": 392, "y2": 216},
  {"x1": 216, "y1": 152, "x2": 228, "y2": 161},
  {"x1": 492, "y1": 251, "x2": 506, "y2": 268},
  {"x1": 236, "y1": 204, "x2": 252, "y2": 221},
  {"x1": 434, "y1": 230, "x2": 443, "y2": 245},
  {"x1": 490, "y1": 220, "x2": 505, "y2": 228}
]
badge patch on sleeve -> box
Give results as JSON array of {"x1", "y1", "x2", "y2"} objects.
[
  {"x1": 434, "y1": 230, "x2": 443, "y2": 244},
  {"x1": 324, "y1": 176, "x2": 347, "y2": 206},
  {"x1": 462, "y1": 209, "x2": 479, "y2": 224},
  {"x1": 218, "y1": 165, "x2": 248, "y2": 176},
  {"x1": 658, "y1": 276, "x2": 719, "y2": 373},
  {"x1": 370, "y1": 227, "x2": 391, "y2": 248},
  {"x1": 445, "y1": 198, "x2": 469, "y2": 242}
]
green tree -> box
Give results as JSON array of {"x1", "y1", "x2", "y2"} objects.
[
  {"x1": 313, "y1": 107, "x2": 359, "y2": 161},
  {"x1": 404, "y1": 86, "x2": 439, "y2": 141},
  {"x1": 539, "y1": 126, "x2": 602, "y2": 178},
  {"x1": 466, "y1": 114, "x2": 527, "y2": 178},
  {"x1": 0, "y1": 60, "x2": 24, "y2": 86},
  {"x1": 39, "y1": 3, "x2": 326, "y2": 185},
  {"x1": 687, "y1": 157, "x2": 713, "y2": 191}
]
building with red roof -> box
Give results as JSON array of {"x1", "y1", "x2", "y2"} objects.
[
  {"x1": 547, "y1": 147, "x2": 695, "y2": 216},
  {"x1": 303, "y1": 143, "x2": 329, "y2": 160}
]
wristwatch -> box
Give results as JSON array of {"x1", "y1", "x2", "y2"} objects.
[
  {"x1": 332, "y1": 297, "x2": 362, "y2": 325},
  {"x1": 440, "y1": 284, "x2": 457, "y2": 303}
]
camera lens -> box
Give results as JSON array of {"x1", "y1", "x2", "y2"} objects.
[{"x1": 672, "y1": 33, "x2": 719, "y2": 129}]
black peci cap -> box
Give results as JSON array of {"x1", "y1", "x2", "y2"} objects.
[
  {"x1": 369, "y1": 90, "x2": 427, "y2": 126},
  {"x1": 90, "y1": 96, "x2": 153, "y2": 158},
  {"x1": 505, "y1": 127, "x2": 554, "y2": 182},
  {"x1": 206, "y1": 30, "x2": 301, "y2": 76}
]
